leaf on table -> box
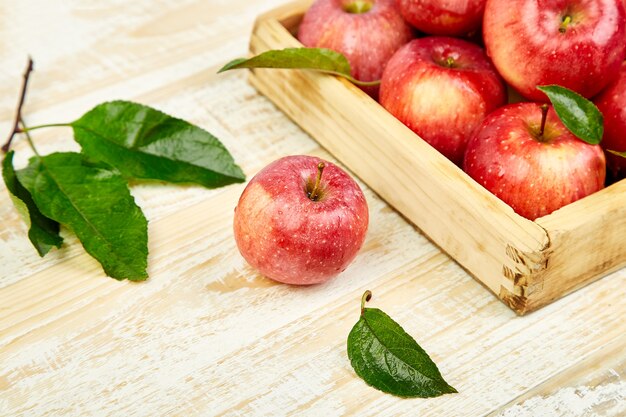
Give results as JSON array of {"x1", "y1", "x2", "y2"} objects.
[
  {"x1": 2, "y1": 151, "x2": 63, "y2": 256},
  {"x1": 71, "y1": 101, "x2": 245, "y2": 188},
  {"x1": 17, "y1": 152, "x2": 148, "y2": 280},
  {"x1": 537, "y1": 85, "x2": 604, "y2": 145},
  {"x1": 219, "y1": 47, "x2": 380, "y2": 87},
  {"x1": 347, "y1": 291, "x2": 457, "y2": 398}
]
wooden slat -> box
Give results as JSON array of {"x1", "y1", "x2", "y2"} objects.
[
  {"x1": 532, "y1": 179, "x2": 626, "y2": 311},
  {"x1": 488, "y1": 334, "x2": 626, "y2": 417}
]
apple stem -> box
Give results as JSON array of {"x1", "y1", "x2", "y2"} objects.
[
  {"x1": 538, "y1": 104, "x2": 549, "y2": 140},
  {"x1": 308, "y1": 162, "x2": 326, "y2": 201},
  {"x1": 436, "y1": 56, "x2": 458, "y2": 69},
  {"x1": 360, "y1": 290, "x2": 372, "y2": 316},
  {"x1": 344, "y1": 0, "x2": 373, "y2": 14},
  {"x1": 559, "y1": 15, "x2": 572, "y2": 33}
]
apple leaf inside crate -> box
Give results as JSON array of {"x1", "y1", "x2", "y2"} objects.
[
  {"x1": 538, "y1": 85, "x2": 604, "y2": 145},
  {"x1": 219, "y1": 47, "x2": 380, "y2": 87}
]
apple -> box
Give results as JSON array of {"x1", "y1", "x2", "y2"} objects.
[
  {"x1": 233, "y1": 155, "x2": 369, "y2": 285},
  {"x1": 379, "y1": 36, "x2": 506, "y2": 165},
  {"x1": 594, "y1": 62, "x2": 626, "y2": 180},
  {"x1": 483, "y1": 0, "x2": 626, "y2": 101},
  {"x1": 396, "y1": 0, "x2": 486, "y2": 37},
  {"x1": 463, "y1": 103, "x2": 606, "y2": 220},
  {"x1": 298, "y1": 0, "x2": 413, "y2": 97}
]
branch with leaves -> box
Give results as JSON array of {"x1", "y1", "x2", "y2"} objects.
[{"x1": 2, "y1": 58, "x2": 245, "y2": 280}]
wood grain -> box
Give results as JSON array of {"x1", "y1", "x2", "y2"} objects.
[
  {"x1": 490, "y1": 335, "x2": 626, "y2": 417},
  {"x1": 0, "y1": 1, "x2": 624, "y2": 416}
]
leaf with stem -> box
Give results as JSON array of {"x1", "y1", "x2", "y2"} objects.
[
  {"x1": 69, "y1": 101, "x2": 246, "y2": 187},
  {"x1": 347, "y1": 291, "x2": 457, "y2": 398},
  {"x1": 537, "y1": 85, "x2": 604, "y2": 145},
  {"x1": 219, "y1": 47, "x2": 380, "y2": 87},
  {"x1": 18, "y1": 102, "x2": 247, "y2": 188}
]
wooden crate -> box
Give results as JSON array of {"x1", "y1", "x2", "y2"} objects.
[{"x1": 246, "y1": 0, "x2": 626, "y2": 315}]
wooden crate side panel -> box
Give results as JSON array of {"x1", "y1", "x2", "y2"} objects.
[
  {"x1": 529, "y1": 181, "x2": 626, "y2": 311},
  {"x1": 248, "y1": 17, "x2": 549, "y2": 308}
]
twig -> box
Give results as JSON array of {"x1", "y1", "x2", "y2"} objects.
[{"x1": 2, "y1": 57, "x2": 34, "y2": 153}]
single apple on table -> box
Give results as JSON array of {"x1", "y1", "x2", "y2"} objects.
[
  {"x1": 396, "y1": 0, "x2": 486, "y2": 37},
  {"x1": 379, "y1": 36, "x2": 506, "y2": 165},
  {"x1": 594, "y1": 62, "x2": 626, "y2": 180},
  {"x1": 483, "y1": 0, "x2": 626, "y2": 101},
  {"x1": 298, "y1": 0, "x2": 413, "y2": 98},
  {"x1": 233, "y1": 155, "x2": 369, "y2": 285},
  {"x1": 463, "y1": 102, "x2": 606, "y2": 220}
]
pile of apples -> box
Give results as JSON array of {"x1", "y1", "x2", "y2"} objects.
[{"x1": 298, "y1": 0, "x2": 626, "y2": 220}]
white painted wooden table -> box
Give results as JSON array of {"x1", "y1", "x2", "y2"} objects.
[{"x1": 0, "y1": 1, "x2": 624, "y2": 416}]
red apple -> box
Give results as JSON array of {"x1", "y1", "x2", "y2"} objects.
[
  {"x1": 483, "y1": 0, "x2": 626, "y2": 101},
  {"x1": 233, "y1": 155, "x2": 369, "y2": 285},
  {"x1": 594, "y1": 62, "x2": 626, "y2": 180},
  {"x1": 463, "y1": 103, "x2": 606, "y2": 220},
  {"x1": 396, "y1": 0, "x2": 486, "y2": 36},
  {"x1": 379, "y1": 36, "x2": 506, "y2": 165},
  {"x1": 298, "y1": 0, "x2": 413, "y2": 97}
]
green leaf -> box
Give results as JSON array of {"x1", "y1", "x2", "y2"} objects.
[
  {"x1": 219, "y1": 47, "x2": 380, "y2": 87},
  {"x1": 71, "y1": 101, "x2": 245, "y2": 187},
  {"x1": 2, "y1": 151, "x2": 63, "y2": 256},
  {"x1": 347, "y1": 291, "x2": 457, "y2": 398},
  {"x1": 17, "y1": 152, "x2": 148, "y2": 280},
  {"x1": 537, "y1": 85, "x2": 604, "y2": 144}
]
